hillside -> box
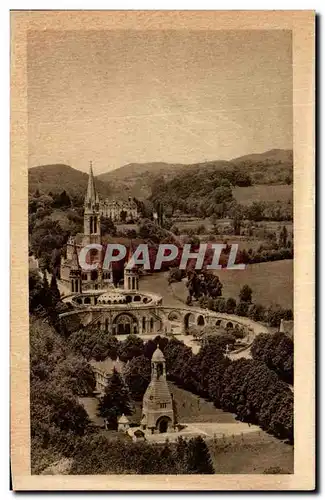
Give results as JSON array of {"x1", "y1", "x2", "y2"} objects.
[
  {"x1": 98, "y1": 149, "x2": 293, "y2": 199},
  {"x1": 28, "y1": 149, "x2": 293, "y2": 202},
  {"x1": 97, "y1": 162, "x2": 187, "y2": 199},
  {"x1": 28, "y1": 164, "x2": 112, "y2": 199}
]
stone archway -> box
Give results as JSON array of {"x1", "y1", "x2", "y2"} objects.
[
  {"x1": 184, "y1": 312, "x2": 195, "y2": 333},
  {"x1": 113, "y1": 313, "x2": 138, "y2": 335},
  {"x1": 197, "y1": 315, "x2": 205, "y2": 326},
  {"x1": 168, "y1": 310, "x2": 181, "y2": 322},
  {"x1": 156, "y1": 416, "x2": 172, "y2": 433}
]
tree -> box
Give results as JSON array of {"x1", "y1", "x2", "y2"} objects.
[
  {"x1": 235, "y1": 301, "x2": 249, "y2": 317},
  {"x1": 118, "y1": 334, "x2": 144, "y2": 362},
  {"x1": 97, "y1": 369, "x2": 133, "y2": 429},
  {"x1": 68, "y1": 327, "x2": 119, "y2": 361},
  {"x1": 246, "y1": 201, "x2": 265, "y2": 222},
  {"x1": 248, "y1": 303, "x2": 265, "y2": 322},
  {"x1": 52, "y1": 356, "x2": 96, "y2": 396},
  {"x1": 226, "y1": 297, "x2": 237, "y2": 314},
  {"x1": 123, "y1": 355, "x2": 151, "y2": 400},
  {"x1": 279, "y1": 225, "x2": 288, "y2": 248},
  {"x1": 186, "y1": 436, "x2": 214, "y2": 474},
  {"x1": 251, "y1": 332, "x2": 293, "y2": 384},
  {"x1": 120, "y1": 210, "x2": 127, "y2": 223},
  {"x1": 101, "y1": 217, "x2": 117, "y2": 236},
  {"x1": 50, "y1": 274, "x2": 60, "y2": 303},
  {"x1": 53, "y1": 190, "x2": 71, "y2": 208},
  {"x1": 239, "y1": 284, "x2": 253, "y2": 303}
]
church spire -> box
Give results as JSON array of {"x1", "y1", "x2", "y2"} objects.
[
  {"x1": 85, "y1": 161, "x2": 99, "y2": 209},
  {"x1": 83, "y1": 161, "x2": 101, "y2": 244},
  {"x1": 70, "y1": 242, "x2": 80, "y2": 270}
]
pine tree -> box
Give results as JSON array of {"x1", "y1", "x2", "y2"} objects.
[
  {"x1": 186, "y1": 436, "x2": 214, "y2": 474},
  {"x1": 97, "y1": 368, "x2": 133, "y2": 429},
  {"x1": 50, "y1": 274, "x2": 60, "y2": 303},
  {"x1": 173, "y1": 436, "x2": 189, "y2": 473}
]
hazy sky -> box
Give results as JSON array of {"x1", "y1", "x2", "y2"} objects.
[{"x1": 28, "y1": 30, "x2": 292, "y2": 174}]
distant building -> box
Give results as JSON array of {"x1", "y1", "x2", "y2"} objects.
[
  {"x1": 100, "y1": 197, "x2": 139, "y2": 223},
  {"x1": 90, "y1": 357, "x2": 124, "y2": 395},
  {"x1": 117, "y1": 414, "x2": 130, "y2": 432}
]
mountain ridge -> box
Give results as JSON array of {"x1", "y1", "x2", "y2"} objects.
[{"x1": 28, "y1": 149, "x2": 293, "y2": 200}]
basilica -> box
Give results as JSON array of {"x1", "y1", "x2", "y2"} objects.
[
  {"x1": 61, "y1": 162, "x2": 121, "y2": 291},
  {"x1": 59, "y1": 164, "x2": 268, "y2": 341}
]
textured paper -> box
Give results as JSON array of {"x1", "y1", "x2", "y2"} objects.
[{"x1": 11, "y1": 10, "x2": 315, "y2": 491}]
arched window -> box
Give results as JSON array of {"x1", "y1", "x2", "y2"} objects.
[
  {"x1": 93, "y1": 216, "x2": 97, "y2": 233},
  {"x1": 90, "y1": 216, "x2": 93, "y2": 234},
  {"x1": 91, "y1": 270, "x2": 98, "y2": 281},
  {"x1": 142, "y1": 317, "x2": 146, "y2": 332},
  {"x1": 134, "y1": 295, "x2": 141, "y2": 302},
  {"x1": 150, "y1": 318, "x2": 154, "y2": 332},
  {"x1": 105, "y1": 318, "x2": 109, "y2": 331},
  {"x1": 197, "y1": 315, "x2": 205, "y2": 326},
  {"x1": 71, "y1": 281, "x2": 74, "y2": 293},
  {"x1": 84, "y1": 297, "x2": 91, "y2": 305}
]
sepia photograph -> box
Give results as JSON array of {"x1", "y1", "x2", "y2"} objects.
[{"x1": 10, "y1": 10, "x2": 315, "y2": 490}]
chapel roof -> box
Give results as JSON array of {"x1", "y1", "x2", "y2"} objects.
[{"x1": 151, "y1": 347, "x2": 165, "y2": 362}]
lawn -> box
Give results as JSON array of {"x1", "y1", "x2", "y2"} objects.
[
  {"x1": 169, "y1": 382, "x2": 238, "y2": 424},
  {"x1": 141, "y1": 260, "x2": 293, "y2": 310},
  {"x1": 233, "y1": 184, "x2": 293, "y2": 205},
  {"x1": 213, "y1": 260, "x2": 293, "y2": 309},
  {"x1": 209, "y1": 431, "x2": 293, "y2": 474}
]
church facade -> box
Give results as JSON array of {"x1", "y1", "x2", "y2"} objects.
[
  {"x1": 61, "y1": 162, "x2": 116, "y2": 291},
  {"x1": 100, "y1": 198, "x2": 139, "y2": 223}
]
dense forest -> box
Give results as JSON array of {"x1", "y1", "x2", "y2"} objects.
[{"x1": 149, "y1": 166, "x2": 292, "y2": 220}]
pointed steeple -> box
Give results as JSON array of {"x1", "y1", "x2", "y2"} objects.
[
  {"x1": 85, "y1": 161, "x2": 99, "y2": 209},
  {"x1": 70, "y1": 243, "x2": 80, "y2": 271},
  {"x1": 69, "y1": 243, "x2": 82, "y2": 293}
]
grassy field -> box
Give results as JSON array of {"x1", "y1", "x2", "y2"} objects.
[
  {"x1": 169, "y1": 382, "x2": 238, "y2": 424},
  {"x1": 213, "y1": 260, "x2": 293, "y2": 309},
  {"x1": 233, "y1": 184, "x2": 293, "y2": 205},
  {"x1": 209, "y1": 431, "x2": 293, "y2": 474},
  {"x1": 141, "y1": 260, "x2": 293, "y2": 310}
]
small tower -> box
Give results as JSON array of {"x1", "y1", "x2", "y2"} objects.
[
  {"x1": 69, "y1": 244, "x2": 82, "y2": 294},
  {"x1": 141, "y1": 348, "x2": 174, "y2": 434},
  {"x1": 83, "y1": 161, "x2": 101, "y2": 245},
  {"x1": 118, "y1": 414, "x2": 130, "y2": 432},
  {"x1": 124, "y1": 245, "x2": 139, "y2": 291}
]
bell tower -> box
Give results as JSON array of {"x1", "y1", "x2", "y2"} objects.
[
  {"x1": 124, "y1": 245, "x2": 139, "y2": 291},
  {"x1": 141, "y1": 347, "x2": 174, "y2": 434},
  {"x1": 69, "y1": 243, "x2": 82, "y2": 294},
  {"x1": 83, "y1": 161, "x2": 101, "y2": 245}
]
